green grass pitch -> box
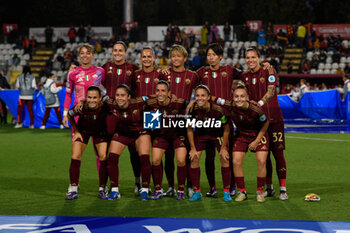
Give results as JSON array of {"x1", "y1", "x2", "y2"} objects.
[{"x1": 0, "y1": 123, "x2": 350, "y2": 221}]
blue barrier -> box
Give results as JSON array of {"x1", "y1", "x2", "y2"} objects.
[{"x1": 0, "y1": 89, "x2": 349, "y2": 128}]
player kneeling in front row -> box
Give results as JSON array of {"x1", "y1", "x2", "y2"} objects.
[
  {"x1": 65, "y1": 86, "x2": 109, "y2": 200},
  {"x1": 226, "y1": 85, "x2": 269, "y2": 203},
  {"x1": 187, "y1": 85, "x2": 231, "y2": 202}
]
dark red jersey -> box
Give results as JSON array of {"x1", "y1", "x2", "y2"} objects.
[
  {"x1": 146, "y1": 96, "x2": 186, "y2": 138},
  {"x1": 197, "y1": 65, "x2": 241, "y2": 101},
  {"x1": 134, "y1": 69, "x2": 162, "y2": 97},
  {"x1": 106, "y1": 98, "x2": 145, "y2": 136},
  {"x1": 189, "y1": 103, "x2": 227, "y2": 137},
  {"x1": 228, "y1": 101, "x2": 268, "y2": 139},
  {"x1": 161, "y1": 68, "x2": 200, "y2": 101},
  {"x1": 69, "y1": 102, "x2": 108, "y2": 136},
  {"x1": 241, "y1": 67, "x2": 283, "y2": 123},
  {"x1": 102, "y1": 61, "x2": 138, "y2": 98}
]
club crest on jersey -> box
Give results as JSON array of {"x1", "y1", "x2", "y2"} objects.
[
  {"x1": 154, "y1": 78, "x2": 159, "y2": 83},
  {"x1": 260, "y1": 77, "x2": 265, "y2": 83},
  {"x1": 212, "y1": 72, "x2": 217, "y2": 78},
  {"x1": 221, "y1": 71, "x2": 227, "y2": 77},
  {"x1": 175, "y1": 77, "x2": 181, "y2": 83},
  {"x1": 108, "y1": 67, "x2": 113, "y2": 73},
  {"x1": 268, "y1": 75, "x2": 276, "y2": 83},
  {"x1": 117, "y1": 69, "x2": 122, "y2": 75},
  {"x1": 145, "y1": 77, "x2": 150, "y2": 84},
  {"x1": 133, "y1": 109, "x2": 138, "y2": 115},
  {"x1": 126, "y1": 70, "x2": 132, "y2": 76},
  {"x1": 185, "y1": 78, "x2": 191, "y2": 84},
  {"x1": 252, "y1": 78, "x2": 256, "y2": 85}
]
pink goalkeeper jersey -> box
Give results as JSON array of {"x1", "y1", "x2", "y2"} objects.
[{"x1": 64, "y1": 65, "x2": 105, "y2": 109}]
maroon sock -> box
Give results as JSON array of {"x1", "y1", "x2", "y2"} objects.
[
  {"x1": 140, "y1": 154, "x2": 151, "y2": 188},
  {"x1": 177, "y1": 165, "x2": 187, "y2": 192},
  {"x1": 235, "y1": 176, "x2": 245, "y2": 191},
  {"x1": 98, "y1": 160, "x2": 108, "y2": 188},
  {"x1": 273, "y1": 150, "x2": 287, "y2": 180},
  {"x1": 186, "y1": 157, "x2": 192, "y2": 188},
  {"x1": 257, "y1": 176, "x2": 266, "y2": 193},
  {"x1": 107, "y1": 153, "x2": 120, "y2": 188},
  {"x1": 69, "y1": 159, "x2": 81, "y2": 186},
  {"x1": 152, "y1": 164, "x2": 163, "y2": 191},
  {"x1": 221, "y1": 166, "x2": 231, "y2": 191},
  {"x1": 190, "y1": 167, "x2": 200, "y2": 191}
]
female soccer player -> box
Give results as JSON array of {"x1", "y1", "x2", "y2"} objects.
[
  {"x1": 229, "y1": 85, "x2": 269, "y2": 203},
  {"x1": 241, "y1": 47, "x2": 288, "y2": 201},
  {"x1": 147, "y1": 81, "x2": 188, "y2": 200},
  {"x1": 106, "y1": 84, "x2": 152, "y2": 201},
  {"x1": 65, "y1": 86, "x2": 109, "y2": 200},
  {"x1": 186, "y1": 85, "x2": 231, "y2": 202}
]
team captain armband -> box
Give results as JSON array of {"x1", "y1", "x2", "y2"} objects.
[{"x1": 68, "y1": 109, "x2": 78, "y2": 117}]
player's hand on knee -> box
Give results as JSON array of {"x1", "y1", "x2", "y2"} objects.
[
  {"x1": 220, "y1": 148, "x2": 229, "y2": 161},
  {"x1": 248, "y1": 140, "x2": 259, "y2": 151}
]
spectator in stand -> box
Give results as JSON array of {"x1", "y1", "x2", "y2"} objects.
[
  {"x1": 266, "y1": 44, "x2": 275, "y2": 57},
  {"x1": 313, "y1": 37, "x2": 320, "y2": 52},
  {"x1": 52, "y1": 57, "x2": 62, "y2": 71},
  {"x1": 326, "y1": 33, "x2": 337, "y2": 52},
  {"x1": 336, "y1": 66, "x2": 345, "y2": 75},
  {"x1": 0, "y1": 70, "x2": 10, "y2": 124},
  {"x1": 313, "y1": 83, "x2": 320, "y2": 91},
  {"x1": 295, "y1": 22, "x2": 306, "y2": 48},
  {"x1": 276, "y1": 29, "x2": 288, "y2": 48},
  {"x1": 305, "y1": 38, "x2": 314, "y2": 52},
  {"x1": 335, "y1": 35, "x2": 343, "y2": 50},
  {"x1": 269, "y1": 55, "x2": 279, "y2": 73},
  {"x1": 88, "y1": 35, "x2": 97, "y2": 46},
  {"x1": 274, "y1": 44, "x2": 284, "y2": 62},
  {"x1": 257, "y1": 28, "x2": 266, "y2": 46},
  {"x1": 287, "y1": 24, "x2": 294, "y2": 46},
  {"x1": 310, "y1": 54, "x2": 319, "y2": 70},
  {"x1": 210, "y1": 24, "x2": 219, "y2": 44},
  {"x1": 164, "y1": 31, "x2": 172, "y2": 47},
  {"x1": 343, "y1": 74, "x2": 350, "y2": 100},
  {"x1": 238, "y1": 44, "x2": 246, "y2": 59},
  {"x1": 22, "y1": 36, "x2": 31, "y2": 55},
  {"x1": 281, "y1": 83, "x2": 292, "y2": 94},
  {"x1": 265, "y1": 22, "x2": 274, "y2": 45},
  {"x1": 227, "y1": 43, "x2": 234, "y2": 59},
  {"x1": 299, "y1": 79, "x2": 309, "y2": 100},
  {"x1": 78, "y1": 24, "x2": 86, "y2": 43},
  {"x1": 192, "y1": 52, "x2": 202, "y2": 71},
  {"x1": 318, "y1": 49, "x2": 327, "y2": 63},
  {"x1": 344, "y1": 63, "x2": 350, "y2": 75},
  {"x1": 259, "y1": 44, "x2": 267, "y2": 57},
  {"x1": 68, "y1": 25, "x2": 77, "y2": 43},
  {"x1": 205, "y1": 21, "x2": 211, "y2": 45},
  {"x1": 45, "y1": 25, "x2": 54, "y2": 48},
  {"x1": 332, "y1": 50, "x2": 341, "y2": 63},
  {"x1": 200, "y1": 23, "x2": 209, "y2": 45},
  {"x1": 234, "y1": 62, "x2": 243, "y2": 70},
  {"x1": 11, "y1": 54, "x2": 21, "y2": 66},
  {"x1": 241, "y1": 23, "x2": 250, "y2": 42},
  {"x1": 320, "y1": 82, "x2": 328, "y2": 91},
  {"x1": 159, "y1": 54, "x2": 169, "y2": 69},
  {"x1": 223, "y1": 22, "x2": 231, "y2": 42},
  {"x1": 56, "y1": 36, "x2": 66, "y2": 49},
  {"x1": 287, "y1": 59, "x2": 294, "y2": 74},
  {"x1": 301, "y1": 60, "x2": 311, "y2": 74},
  {"x1": 319, "y1": 36, "x2": 328, "y2": 51},
  {"x1": 289, "y1": 84, "x2": 300, "y2": 101},
  {"x1": 86, "y1": 24, "x2": 94, "y2": 42}
]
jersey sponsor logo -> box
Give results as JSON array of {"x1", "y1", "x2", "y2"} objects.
[
  {"x1": 143, "y1": 110, "x2": 161, "y2": 129},
  {"x1": 221, "y1": 71, "x2": 227, "y2": 77},
  {"x1": 126, "y1": 70, "x2": 132, "y2": 76},
  {"x1": 268, "y1": 75, "x2": 276, "y2": 83},
  {"x1": 185, "y1": 78, "x2": 191, "y2": 84}
]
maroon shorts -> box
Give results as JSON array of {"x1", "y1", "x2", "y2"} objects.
[
  {"x1": 106, "y1": 113, "x2": 117, "y2": 137},
  {"x1": 152, "y1": 136, "x2": 187, "y2": 150},
  {"x1": 268, "y1": 122, "x2": 286, "y2": 151},
  {"x1": 194, "y1": 135, "x2": 223, "y2": 152},
  {"x1": 232, "y1": 133, "x2": 269, "y2": 152},
  {"x1": 112, "y1": 131, "x2": 149, "y2": 146},
  {"x1": 75, "y1": 133, "x2": 108, "y2": 145}
]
